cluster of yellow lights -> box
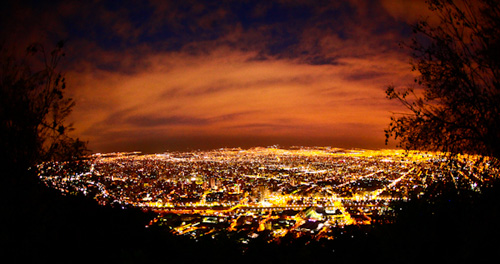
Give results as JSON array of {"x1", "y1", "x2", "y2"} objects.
[{"x1": 39, "y1": 147, "x2": 498, "y2": 242}]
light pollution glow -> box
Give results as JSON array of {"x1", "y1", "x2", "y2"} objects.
[{"x1": 1, "y1": 0, "x2": 435, "y2": 153}]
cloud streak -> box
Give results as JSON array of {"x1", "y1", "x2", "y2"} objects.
[{"x1": 1, "y1": 0, "x2": 422, "y2": 152}]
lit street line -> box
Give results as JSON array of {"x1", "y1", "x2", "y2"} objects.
[
  {"x1": 336, "y1": 170, "x2": 384, "y2": 189},
  {"x1": 372, "y1": 167, "x2": 415, "y2": 198},
  {"x1": 37, "y1": 147, "x2": 496, "y2": 242}
]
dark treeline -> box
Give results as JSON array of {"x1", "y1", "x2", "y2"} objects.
[
  {"x1": 386, "y1": 0, "x2": 500, "y2": 158},
  {"x1": 5, "y1": 178, "x2": 500, "y2": 264}
]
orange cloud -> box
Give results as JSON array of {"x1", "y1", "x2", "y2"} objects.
[
  {"x1": 66, "y1": 44, "x2": 412, "y2": 152},
  {"x1": 380, "y1": 0, "x2": 434, "y2": 24},
  {"x1": 1, "y1": 0, "x2": 418, "y2": 152}
]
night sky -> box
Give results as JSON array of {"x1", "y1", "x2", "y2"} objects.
[{"x1": 1, "y1": 0, "x2": 433, "y2": 153}]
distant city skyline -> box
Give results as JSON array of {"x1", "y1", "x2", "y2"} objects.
[{"x1": 1, "y1": 0, "x2": 434, "y2": 153}]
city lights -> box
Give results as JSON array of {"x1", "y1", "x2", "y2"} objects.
[{"x1": 37, "y1": 147, "x2": 498, "y2": 243}]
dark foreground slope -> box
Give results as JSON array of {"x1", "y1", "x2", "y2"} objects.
[{"x1": 2, "y1": 171, "x2": 500, "y2": 264}]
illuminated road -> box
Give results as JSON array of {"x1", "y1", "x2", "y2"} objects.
[
  {"x1": 335, "y1": 170, "x2": 384, "y2": 189},
  {"x1": 371, "y1": 167, "x2": 415, "y2": 198},
  {"x1": 37, "y1": 147, "x2": 497, "y2": 243}
]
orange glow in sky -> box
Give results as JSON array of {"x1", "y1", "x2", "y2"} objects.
[{"x1": 1, "y1": 0, "x2": 430, "y2": 152}]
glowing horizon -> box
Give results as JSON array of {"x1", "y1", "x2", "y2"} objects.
[{"x1": 1, "y1": 0, "x2": 432, "y2": 153}]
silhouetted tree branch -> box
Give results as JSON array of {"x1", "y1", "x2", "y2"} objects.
[
  {"x1": 386, "y1": 0, "x2": 500, "y2": 159},
  {"x1": 0, "y1": 41, "x2": 88, "y2": 175}
]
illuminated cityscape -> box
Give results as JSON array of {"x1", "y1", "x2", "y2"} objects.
[{"x1": 37, "y1": 147, "x2": 498, "y2": 244}]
